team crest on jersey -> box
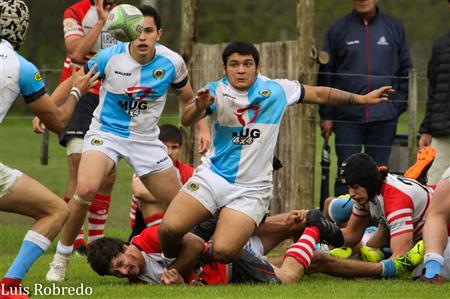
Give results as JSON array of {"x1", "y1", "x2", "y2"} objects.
[
  {"x1": 90, "y1": 138, "x2": 104, "y2": 146},
  {"x1": 34, "y1": 71, "x2": 43, "y2": 81},
  {"x1": 153, "y1": 69, "x2": 165, "y2": 79},
  {"x1": 234, "y1": 105, "x2": 260, "y2": 126},
  {"x1": 186, "y1": 182, "x2": 199, "y2": 191},
  {"x1": 259, "y1": 89, "x2": 271, "y2": 97}
]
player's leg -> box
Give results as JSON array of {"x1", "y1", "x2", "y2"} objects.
[
  {"x1": 46, "y1": 150, "x2": 115, "y2": 281},
  {"x1": 139, "y1": 166, "x2": 181, "y2": 210},
  {"x1": 159, "y1": 191, "x2": 212, "y2": 258},
  {"x1": 254, "y1": 210, "x2": 307, "y2": 254},
  {"x1": 211, "y1": 208, "x2": 257, "y2": 263},
  {"x1": 364, "y1": 120, "x2": 396, "y2": 167},
  {"x1": 421, "y1": 170, "x2": 450, "y2": 282},
  {"x1": 0, "y1": 164, "x2": 68, "y2": 291},
  {"x1": 427, "y1": 136, "x2": 450, "y2": 185}
]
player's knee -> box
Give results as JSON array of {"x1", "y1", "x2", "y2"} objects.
[
  {"x1": 158, "y1": 220, "x2": 185, "y2": 242},
  {"x1": 76, "y1": 184, "x2": 98, "y2": 200},
  {"x1": 212, "y1": 243, "x2": 240, "y2": 263}
]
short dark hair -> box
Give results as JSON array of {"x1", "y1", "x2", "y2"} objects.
[
  {"x1": 159, "y1": 124, "x2": 183, "y2": 145},
  {"x1": 222, "y1": 41, "x2": 260, "y2": 66},
  {"x1": 139, "y1": 5, "x2": 162, "y2": 30},
  {"x1": 87, "y1": 238, "x2": 127, "y2": 276}
]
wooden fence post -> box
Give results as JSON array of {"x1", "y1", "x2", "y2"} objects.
[{"x1": 408, "y1": 69, "x2": 418, "y2": 166}]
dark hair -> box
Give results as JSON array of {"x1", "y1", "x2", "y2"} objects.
[
  {"x1": 339, "y1": 153, "x2": 387, "y2": 200},
  {"x1": 139, "y1": 5, "x2": 162, "y2": 30},
  {"x1": 159, "y1": 124, "x2": 183, "y2": 145},
  {"x1": 87, "y1": 238, "x2": 127, "y2": 276},
  {"x1": 222, "y1": 41, "x2": 260, "y2": 66}
]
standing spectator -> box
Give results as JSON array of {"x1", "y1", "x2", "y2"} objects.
[
  {"x1": 418, "y1": 0, "x2": 450, "y2": 185},
  {"x1": 33, "y1": 0, "x2": 118, "y2": 255},
  {"x1": 318, "y1": 0, "x2": 412, "y2": 195}
]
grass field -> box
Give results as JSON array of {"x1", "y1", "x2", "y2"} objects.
[{"x1": 1, "y1": 115, "x2": 448, "y2": 298}]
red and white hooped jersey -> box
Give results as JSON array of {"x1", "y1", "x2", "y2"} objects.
[
  {"x1": 60, "y1": 0, "x2": 117, "y2": 94},
  {"x1": 352, "y1": 174, "x2": 434, "y2": 242},
  {"x1": 130, "y1": 226, "x2": 228, "y2": 285}
]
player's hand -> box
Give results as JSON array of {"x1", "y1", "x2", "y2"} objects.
[
  {"x1": 196, "y1": 126, "x2": 211, "y2": 154},
  {"x1": 418, "y1": 133, "x2": 432, "y2": 148},
  {"x1": 32, "y1": 116, "x2": 46, "y2": 134},
  {"x1": 96, "y1": 0, "x2": 114, "y2": 23},
  {"x1": 193, "y1": 88, "x2": 215, "y2": 111},
  {"x1": 72, "y1": 64, "x2": 100, "y2": 97},
  {"x1": 288, "y1": 209, "x2": 308, "y2": 225},
  {"x1": 360, "y1": 86, "x2": 395, "y2": 105},
  {"x1": 320, "y1": 120, "x2": 333, "y2": 142},
  {"x1": 160, "y1": 268, "x2": 185, "y2": 285}
]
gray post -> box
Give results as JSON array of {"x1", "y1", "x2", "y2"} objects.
[{"x1": 407, "y1": 69, "x2": 418, "y2": 166}]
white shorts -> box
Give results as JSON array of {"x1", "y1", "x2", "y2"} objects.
[
  {"x1": 83, "y1": 130, "x2": 172, "y2": 177},
  {"x1": 181, "y1": 165, "x2": 272, "y2": 225},
  {"x1": 412, "y1": 237, "x2": 450, "y2": 280},
  {"x1": 0, "y1": 163, "x2": 22, "y2": 198}
]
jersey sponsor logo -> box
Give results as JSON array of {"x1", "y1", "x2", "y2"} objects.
[
  {"x1": 114, "y1": 70, "x2": 131, "y2": 76},
  {"x1": 120, "y1": 87, "x2": 154, "y2": 117},
  {"x1": 346, "y1": 40, "x2": 360, "y2": 46},
  {"x1": 222, "y1": 92, "x2": 236, "y2": 100},
  {"x1": 90, "y1": 138, "x2": 104, "y2": 146},
  {"x1": 101, "y1": 31, "x2": 117, "y2": 49},
  {"x1": 232, "y1": 128, "x2": 261, "y2": 145},
  {"x1": 234, "y1": 105, "x2": 260, "y2": 126},
  {"x1": 34, "y1": 71, "x2": 43, "y2": 81},
  {"x1": 186, "y1": 182, "x2": 199, "y2": 191},
  {"x1": 153, "y1": 69, "x2": 165, "y2": 79},
  {"x1": 156, "y1": 156, "x2": 169, "y2": 164},
  {"x1": 377, "y1": 36, "x2": 389, "y2": 46},
  {"x1": 259, "y1": 89, "x2": 271, "y2": 97}
]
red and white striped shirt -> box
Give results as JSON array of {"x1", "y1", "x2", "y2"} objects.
[
  {"x1": 60, "y1": 0, "x2": 117, "y2": 94},
  {"x1": 352, "y1": 174, "x2": 433, "y2": 242}
]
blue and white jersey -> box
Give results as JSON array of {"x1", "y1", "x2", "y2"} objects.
[
  {"x1": 0, "y1": 39, "x2": 46, "y2": 123},
  {"x1": 86, "y1": 42, "x2": 188, "y2": 140},
  {"x1": 201, "y1": 75, "x2": 305, "y2": 187}
]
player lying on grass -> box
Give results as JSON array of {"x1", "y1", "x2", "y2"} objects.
[{"x1": 86, "y1": 209, "x2": 419, "y2": 284}]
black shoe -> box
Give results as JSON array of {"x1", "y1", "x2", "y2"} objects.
[{"x1": 306, "y1": 209, "x2": 344, "y2": 248}]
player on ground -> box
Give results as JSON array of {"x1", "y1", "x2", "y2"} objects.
[
  {"x1": 45, "y1": 4, "x2": 210, "y2": 282},
  {"x1": 86, "y1": 209, "x2": 417, "y2": 284},
  {"x1": 34, "y1": 0, "x2": 118, "y2": 257},
  {"x1": 416, "y1": 166, "x2": 450, "y2": 284},
  {"x1": 0, "y1": 0, "x2": 98, "y2": 296},
  {"x1": 158, "y1": 41, "x2": 395, "y2": 265}
]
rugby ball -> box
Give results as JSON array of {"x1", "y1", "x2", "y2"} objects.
[{"x1": 105, "y1": 4, "x2": 144, "y2": 42}]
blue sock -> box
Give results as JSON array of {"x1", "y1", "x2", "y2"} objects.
[
  {"x1": 5, "y1": 231, "x2": 50, "y2": 280},
  {"x1": 5, "y1": 240, "x2": 44, "y2": 279},
  {"x1": 424, "y1": 260, "x2": 443, "y2": 279},
  {"x1": 381, "y1": 259, "x2": 396, "y2": 278}
]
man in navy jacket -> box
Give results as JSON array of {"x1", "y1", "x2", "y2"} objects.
[{"x1": 318, "y1": 0, "x2": 412, "y2": 195}]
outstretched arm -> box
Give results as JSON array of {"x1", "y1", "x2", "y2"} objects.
[
  {"x1": 180, "y1": 87, "x2": 214, "y2": 127},
  {"x1": 302, "y1": 85, "x2": 394, "y2": 106}
]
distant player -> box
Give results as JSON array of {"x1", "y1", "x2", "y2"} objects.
[
  {"x1": 0, "y1": 0, "x2": 98, "y2": 296},
  {"x1": 45, "y1": 4, "x2": 210, "y2": 282}
]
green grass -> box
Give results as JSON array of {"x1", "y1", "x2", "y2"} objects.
[{"x1": 2, "y1": 115, "x2": 447, "y2": 298}]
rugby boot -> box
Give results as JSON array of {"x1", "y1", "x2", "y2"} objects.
[
  {"x1": 393, "y1": 240, "x2": 424, "y2": 275},
  {"x1": 45, "y1": 253, "x2": 70, "y2": 282},
  {"x1": 306, "y1": 209, "x2": 344, "y2": 248},
  {"x1": 404, "y1": 146, "x2": 436, "y2": 184}
]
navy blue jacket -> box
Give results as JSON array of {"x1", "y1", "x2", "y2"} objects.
[{"x1": 318, "y1": 8, "x2": 412, "y2": 122}]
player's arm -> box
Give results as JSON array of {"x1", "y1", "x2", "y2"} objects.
[
  {"x1": 29, "y1": 66, "x2": 99, "y2": 134},
  {"x1": 65, "y1": 0, "x2": 113, "y2": 63},
  {"x1": 366, "y1": 225, "x2": 390, "y2": 248},
  {"x1": 389, "y1": 233, "x2": 413, "y2": 258},
  {"x1": 180, "y1": 87, "x2": 214, "y2": 127},
  {"x1": 302, "y1": 85, "x2": 394, "y2": 106},
  {"x1": 341, "y1": 214, "x2": 371, "y2": 247},
  {"x1": 168, "y1": 232, "x2": 205, "y2": 277}
]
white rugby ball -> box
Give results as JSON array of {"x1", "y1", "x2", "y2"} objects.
[{"x1": 105, "y1": 4, "x2": 144, "y2": 42}]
